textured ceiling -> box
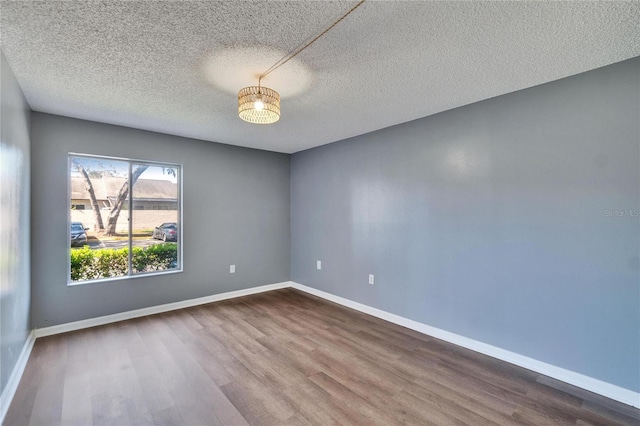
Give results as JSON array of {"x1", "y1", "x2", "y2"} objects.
[{"x1": 1, "y1": 1, "x2": 639, "y2": 154}]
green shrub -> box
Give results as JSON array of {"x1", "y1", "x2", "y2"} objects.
[
  {"x1": 96, "y1": 247, "x2": 129, "y2": 277},
  {"x1": 70, "y1": 246, "x2": 98, "y2": 281},
  {"x1": 132, "y1": 243, "x2": 177, "y2": 272},
  {"x1": 70, "y1": 243, "x2": 178, "y2": 281}
]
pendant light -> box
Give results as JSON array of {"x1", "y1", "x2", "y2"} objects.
[{"x1": 238, "y1": 79, "x2": 280, "y2": 124}]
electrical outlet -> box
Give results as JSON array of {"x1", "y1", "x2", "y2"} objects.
[
  {"x1": 230, "y1": 264, "x2": 235, "y2": 273},
  {"x1": 369, "y1": 274, "x2": 375, "y2": 285},
  {"x1": 317, "y1": 260, "x2": 322, "y2": 270}
]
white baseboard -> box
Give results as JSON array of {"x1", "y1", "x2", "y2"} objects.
[
  {"x1": 0, "y1": 330, "x2": 36, "y2": 425},
  {"x1": 34, "y1": 281, "x2": 291, "y2": 338},
  {"x1": 290, "y1": 282, "x2": 640, "y2": 409}
]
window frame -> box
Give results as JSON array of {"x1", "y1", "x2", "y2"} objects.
[{"x1": 67, "y1": 153, "x2": 183, "y2": 285}]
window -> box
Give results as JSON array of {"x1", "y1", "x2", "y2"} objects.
[{"x1": 69, "y1": 154, "x2": 181, "y2": 283}]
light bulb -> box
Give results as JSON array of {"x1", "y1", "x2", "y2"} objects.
[{"x1": 254, "y1": 99, "x2": 264, "y2": 111}]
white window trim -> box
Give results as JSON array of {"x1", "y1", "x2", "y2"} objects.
[{"x1": 67, "y1": 153, "x2": 183, "y2": 285}]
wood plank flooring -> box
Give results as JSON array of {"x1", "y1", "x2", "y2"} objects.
[{"x1": 5, "y1": 288, "x2": 640, "y2": 425}]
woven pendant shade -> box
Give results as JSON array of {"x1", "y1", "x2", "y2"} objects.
[{"x1": 238, "y1": 86, "x2": 280, "y2": 124}]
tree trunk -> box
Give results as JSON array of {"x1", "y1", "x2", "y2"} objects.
[
  {"x1": 105, "y1": 165, "x2": 149, "y2": 236},
  {"x1": 77, "y1": 163, "x2": 105, "y2": 232}
]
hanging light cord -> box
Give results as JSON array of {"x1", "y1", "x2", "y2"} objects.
[{"x1": 258, "y1": 0, "x2": 366, "y2": 85}]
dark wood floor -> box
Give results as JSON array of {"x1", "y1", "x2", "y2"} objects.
[{"x1": 5, "y1": 288, "x2": 639, "y2": 425}]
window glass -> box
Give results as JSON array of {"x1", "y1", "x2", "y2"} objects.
[
  {"x1": 131, "y1": 164, "x2": 179, "y2": 274},
  {"x1": 69, "y1": 154, "x2": 181, "y2": 283}
]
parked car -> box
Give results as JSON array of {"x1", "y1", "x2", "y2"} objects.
[
  {"x1": 70, "y1": 222, "x2": 89, "y2": 247},
  {"x1": 153, "y1": 222, "x2": 177, "y2": 241}
]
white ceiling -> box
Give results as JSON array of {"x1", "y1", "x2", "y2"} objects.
[{"x1": 1, "y1": 1, "x2": 639, "y2": 154}]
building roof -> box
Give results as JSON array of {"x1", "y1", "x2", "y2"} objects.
[{"x1": 71, "y1": 177, "x2": 177, "y2": 202}]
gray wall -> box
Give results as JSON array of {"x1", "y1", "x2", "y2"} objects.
[
  {"x1": 0, "y1": 52, "x2": 31, "y2": 396},
  {"x1": 31, "y1": 113, "x2": 290, "y2": 327},
  {"x1": 291, "y1": 57, "x2": 640, "y2": 392}
]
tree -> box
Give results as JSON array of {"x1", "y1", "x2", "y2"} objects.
[
  {"x1": 72, "y1": 158, "x2": 173, "y2": 237},
  {"x1": 163, "y1": 167, "x2": 176, "y2": 178},
  {"x1": 74, "y1": 161, "x2": 105, "y2": 232},
  {"x1": 105, "y1": 165, "x2": 149, "y2": 236}
]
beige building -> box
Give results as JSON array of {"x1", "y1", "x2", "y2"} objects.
[{"x1": 70, "y1": 177, "x2": 178, "y2": 211}]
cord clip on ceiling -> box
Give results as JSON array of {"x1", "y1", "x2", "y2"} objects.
[{"x1": 238, "y1": 0, "x2": 366, "y2": 124}]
